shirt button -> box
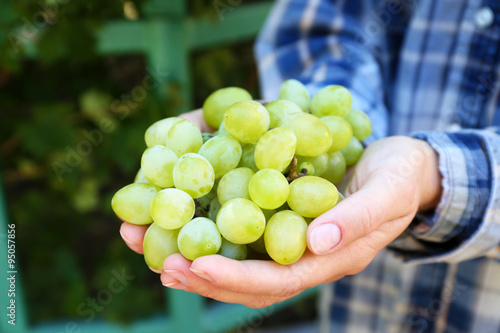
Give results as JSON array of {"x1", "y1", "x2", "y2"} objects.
[{"x1": 475, "y1": 7, "x2": 494, "y2": 29}]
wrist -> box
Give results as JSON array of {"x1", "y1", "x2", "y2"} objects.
[{"x1": 415, "y1": 140, "x2": 442, "y2": 211}]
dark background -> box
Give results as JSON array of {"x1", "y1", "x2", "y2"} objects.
[{"x1": 0, "y1": 0, "x2": 317, "y2": 329}]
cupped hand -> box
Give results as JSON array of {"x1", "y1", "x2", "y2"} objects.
[
  {"x1": 120, "y1": 109, "x2": 442, "y2": 308},
  {"x1": 178, "y1": 109, "x2": 214, "y2": 133}
]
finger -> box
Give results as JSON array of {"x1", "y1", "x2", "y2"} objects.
[
  {"x1": 336, "y1": 165, "x2": 355, "y2": 196},
  {"x1": 179, "y1": 109, "x2": 215, "y2": 133},
  {"x1": 317, "y1": 218, "x2": 412, "y2": 277},
  {"x1": 170, "y1": 226, "x2": 403, "y2": 299},
  {"x1": 119, "y1": 222, "x2": 148, "y2": 254},
  {"x1": 307, "y1": 175, "x2": 417, "y2": 255},
  {"x1": 187, "y1": 251, "x2": 338, "y2": 298},
  {"x1": 188, "y1": 226, "x2": 405, "y2": 298},
  {"x1": 161, "y1": 253, "x2": 288, "y2": 308}
]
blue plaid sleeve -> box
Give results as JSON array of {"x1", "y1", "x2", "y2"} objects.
[
  {"x1": 256, "y1": 0, "x2": 500, "y2": 263},
  {"x1": 255, "y1": 0, "x2": 410, "y2": 142},
  {"x1": 389, "y1": 129, "x2": 500, "y2": 263}
]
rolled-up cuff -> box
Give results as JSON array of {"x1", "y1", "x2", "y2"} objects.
[{"x1": 389, "y1": 130, "x2": 500, "y2": 264}]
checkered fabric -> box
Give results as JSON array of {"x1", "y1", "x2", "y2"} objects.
[{"x1": 255, "y1": 0, "x2": 500, "y2": 332}]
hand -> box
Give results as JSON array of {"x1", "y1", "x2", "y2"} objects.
[
  {"x1": 120, "y1": 114, "x2": 442, "y2": 308},
  {"x1": 177, "y1": 109, "x2": 214, "y2": 133}
]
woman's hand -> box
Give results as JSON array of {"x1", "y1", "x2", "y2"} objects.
[
  {"x1": 177, "y1": 109, "x2": 214, "y2": 133},
  {"x1": 120, "y1": 111, "x2": 442, "y2": 308}
]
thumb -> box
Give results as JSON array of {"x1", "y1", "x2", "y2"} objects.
[{"x1": 306, "y1": 176, "x2": 414, "y2": 255}]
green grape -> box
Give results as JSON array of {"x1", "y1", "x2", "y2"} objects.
[
  {"x1": 248, "y1": 169, "x2": 290, "y2": 210},
  {"x1": 262, "y1": 208, "x2": 277, "y2": 221},
  {"x1": 134, "y1": 168, "x2": 150, "y2": 184},
  {"x1": 217, "y1": 121, "x2": 229, "y2": 136},
  {"x1": 248, "y1": 209, "x2": 276, "y2": 254},
  {"x1": 143, "y1": 223, "x2": 180, "y2": 270},
  {"x1": 217, "y1": 167, "x2": 254, "y2": 205},
  {"x1": 265, "y1": 99, "x2": 303, "y2": 127},
  {"x1": 322, "y1": 151, "x2": 346, "y2": 184},
  {"x1": 217, "y1": 238, "x2": 248, "y2": 260},
  {"x1": 278, "y1": 79, "x2": 310, "y2": 112},
  {"x1": 254, "y1": 127, "x2": 296, "y2": 172},
  {"x1": 341, "y1": 137, "x2": 364, "y2": 166},
  {"x1": 173, "y1": 153, "x2": 215, "y2": 198},
  {"x1": 165, "y1": 119, "x2": 203, "y2": 157},
  {"x1": 264, "y1": 210, "x2": 307, "y2": 265},
  {"x1": 178, "y1": 217, "x2": 221, "y2": 261},
  {"x1": 198, "y1": 134, "x2": 242, "y2": 179},
  {"x1": 238, "y1": 143, "x2": 258, "y2": 172},
  {"x1": 288, "y1": 176, "x2": 338, "y2": 218},
  {"x1": 345, "y1": 109, "x2": 372, "y2": 141},
  {"x1": 196, "y1": 184, "x2": 217, "y2": 211},
  {"x1": 313, "y1": 154, "x2": 329, "y2": 175},
  {"x1": 209, "y1": 178, "x2": 220, "y2": 195},
  {"x1": 223, "y1": 100, "x2": 270, "y2": 143},
  {"x1": 311, "y1": 85, "x2": 352, "y2": 118},
  {"x1": 208, "y1": 197, "x2": 222, "y2": 221},
  {"x1": 203, "y1": 87, "x2": 252, "y2": 129},
  {"x1": 216, "y1": 198, "x2": 266, "y2": 244},
  {"x1": 248, "y1": 235, "x2": 266, "y2": 254},
  {"x1": 111, "y1": 183, "x2": 160, "y2": 225},
  {"x1": 298, "y1": 161, "x2": 315, "y2": 176},
  {"x1": 144, "y1": 117, "x2": 182, "y2": 147},
  {"x1": 281, "y1": 112, "x2": 332, "y2": 156},
  {"x1": 141, "y1": 145, "x2": 178, "y2": 188},
  {"x1": 150, "y1": 188, "x2": 195, "y2": 230},
  {"x1": 296, "y1": 154, "x2": 328, "y2": 176},
  {"x1": 321, "y1": 115, "x2": 353, "y2": 152}
]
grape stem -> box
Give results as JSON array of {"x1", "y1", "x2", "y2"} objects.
[
  {"x1": 286, "y1": 157, "x2": 307, "y2": 182},
  {"x1": 194, "y1": 201, "x2": 208, "y2": 218},
  {"x1": 202, "y1": 133, "x2": 215, "y2": 141}
]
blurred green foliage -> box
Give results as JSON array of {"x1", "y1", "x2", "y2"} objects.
[{"x1": 0, "y1": 0, "x2": 260, "y2": 325}]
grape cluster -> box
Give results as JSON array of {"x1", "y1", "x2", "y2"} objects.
[{"x1": 111, "y1": 80, "x2": 372, "y2": 268}]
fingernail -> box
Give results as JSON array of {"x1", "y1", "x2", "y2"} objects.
[
  {"x1": 190, "y1": 268, "x2": 216, "y2": 284},
  {"x1": 164, "y1": 269, "x2": 189, "y2": 286},
  {"x1": 149, "y1": 267, "x2": 162, "y2": 274},
  {"x1": 119, "y1": 229, "x2": 137, "y2": 248},
  {"x1": 163, "y1": 282, "x2": 187, "y2": 290},
  {"x1": 310, "y1": 223, "x2": 342, "y2": 255}
]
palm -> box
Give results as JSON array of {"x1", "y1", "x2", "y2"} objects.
[{"x1": 120, "y1": 111, "x2": 441, "y2": 308}]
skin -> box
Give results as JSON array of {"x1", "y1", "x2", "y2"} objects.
[{"x1": 119, "y1": 109, "x2": 442, "y2": 308}]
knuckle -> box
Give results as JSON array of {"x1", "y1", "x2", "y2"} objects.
[
  {"x1": 199, "y1": 287, "x2": 218, "y2": 300},
  {"x1": 357, "y1": 199, "x2": 380, "y2": 235}
]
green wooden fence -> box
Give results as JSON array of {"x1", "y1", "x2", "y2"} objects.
[{"x1": 0, "y1": 1, "x2": 320, "y2": 332}]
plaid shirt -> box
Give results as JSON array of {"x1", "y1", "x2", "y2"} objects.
[{"x1": 255, "y1": 0, "x2": 500, "y2": 332}]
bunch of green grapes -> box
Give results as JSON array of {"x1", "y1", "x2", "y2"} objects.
[{"x1": 111, "y1": 80, "x2": 372, "y2": 268}]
